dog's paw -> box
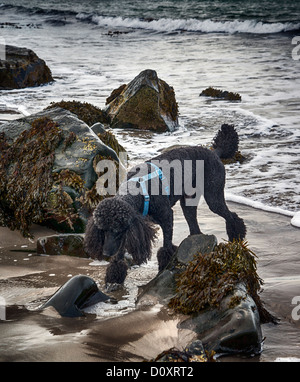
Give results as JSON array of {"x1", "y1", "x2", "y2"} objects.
[
  {"x1": 172, "y1": 244, "x2": 178, "y2": 253},
  {"x1": 105, "y1": 259, "x2": 128, "y2": 285},
  {"x1": 157, "y1": 246, "x2": 176, "y2": 272}
]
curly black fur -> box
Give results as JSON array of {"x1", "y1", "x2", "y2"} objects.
[
  {"x1": 125, "y1": 213, "x2": 157, "y2": 265},
  {"x1": 84, "y1": 215, "x2": 104, "y2": 258},
  {"x1": 105, "y1": 258, "x2": 128, "y2": 285},
  {"x1": 84, "y1": 124, "x2": 246, "y2": 286}
]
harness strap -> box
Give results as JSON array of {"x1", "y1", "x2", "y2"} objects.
[{"x1": 128, "y1": 162, "x2": 170, "y2": 216}]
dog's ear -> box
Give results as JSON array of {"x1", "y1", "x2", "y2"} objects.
[
  {"x1": 125, "y1": 215, "x2": 157, "y2": 265},
  {"x1": 84, "y1": 216, "x2": 104, "y2": 259}
]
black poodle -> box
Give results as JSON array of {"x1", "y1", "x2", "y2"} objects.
[{"x1": 84, "y1": 124, "x2": 246, "y2": 286}]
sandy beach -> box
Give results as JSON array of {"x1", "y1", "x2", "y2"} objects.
[{"x1": 0, "y1": 201, "x2": 299, "y2": 362}]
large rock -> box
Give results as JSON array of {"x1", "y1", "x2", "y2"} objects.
[
  {"x1": 179, "y1": 283, "x2": 262, "y2": 355},
  {"x1": 137, "y1": 234, "x2": 217, "y2": 306},
  {"x1": 0, "y1": 45, "x2": 53, "y2": 89},
  {"x1": 0, "y1": 107, "x2": 123, "y2": 236},
  {"x1": 105, "y1": 69, "x2": 179, "y2": 132},
  {"x1": 137, "y1": 234, "x2": 263, "y2": 356}
]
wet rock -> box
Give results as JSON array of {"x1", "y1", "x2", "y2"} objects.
[
  {"x1": 0, "y1": 107, "x2": 124, "y2": 236},
  {"x1": 0, "y1": 45, "x2": 53, "y2": 90},
  {"x1": 200, "y1": 87, "x2": 241, "y2": 101},
  {"x1": 39, "y1": 275, "x2": 111, "y2": 317},
  {"x1": 36, "y1": 234, "x2": 87, "y2": 258},
  {"x1": 137, "y1": 234, "x2": 217, "y2": 306},
  {"x1": 179, "y1": 283, "x2": 262, "y2": 355},
  {"x1": 176, "y1": 234, "x2": 217, "y2": 265},
  {"x1": 105, "y1": 69, "x2": 179, "y2": 132},
  {"x1": 137, "y1": 234, "x2": 264, "y2": 356},
  {"x1": 91, "y1": 122, "x2": 106, "y2": 135}
]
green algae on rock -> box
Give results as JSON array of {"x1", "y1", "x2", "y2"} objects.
[
  {"x1": 0, "y1": 45, "x2": 53, "y2": 89},
  {"x1": 105, "y1": 69, "x2": 179, "y2": 132}
]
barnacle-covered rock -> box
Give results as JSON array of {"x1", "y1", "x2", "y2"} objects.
[
  {"x1": 0, "y1": 107, "x2": 124, "y2": 236},
  {"x1": 105, "y1": 69, "x2": 179, "y2": 132},
  {"x1": 0, "y1": 45, "x2": 53, "y2": 89}
]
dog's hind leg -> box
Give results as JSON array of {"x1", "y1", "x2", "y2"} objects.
[
  {"x1": 204, "y1": 190, "x2": 246, "y2": 241},
  {"x1": 180, "y1": 196, "x2": 202, "y2": 235}
]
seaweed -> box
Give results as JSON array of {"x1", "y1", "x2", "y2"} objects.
[
  {"x1": 52, "y1": 169, "x2": 84, "y2": 191},
  {"x1": 0, "y1": 117, "x2": 63, "y2": 237},
  {"x1": 200, "y1": 87, "x2": 241, "y2": 101},
  {"x1": 45, "y1": 185, "x2": 79, "y2": 231},
  {"x1": 220, "y1": 150, "x2": 246, "y2": 165},
  {"x1": 106, "y1": 83, "x2": 127, "y2": 105},
  {"x1": 63, "y1": 131, "x2": 77, "y2": 150},
  {"x1": 97, "y1": 130, "x2": 128, "y2": 158},
  {"x1": 46, "y1": 100, "x2": 110, "y2": 126},
  {"x1": 0, "y1": 115, "x2": 124, "y2": 237},
  {"x1": 168, "y1": 240, "x2": 277, "y2": 324},
  {"x1": 149, "y1": 347, "x2": 208, "y2": 362}
]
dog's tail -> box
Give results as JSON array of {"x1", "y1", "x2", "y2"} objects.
[{"x1": 212, "y1": 124, "x2": 239, "y2": 159}]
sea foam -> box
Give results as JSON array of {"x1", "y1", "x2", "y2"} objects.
[{"x1": 76, "y1": 13, "x2": 300, "y2": 35}]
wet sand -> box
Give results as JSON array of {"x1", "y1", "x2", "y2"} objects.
[{"x1": 0, "y1": 201, "x2": 300, "y2": 362}]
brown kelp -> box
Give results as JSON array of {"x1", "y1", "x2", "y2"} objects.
[
  {"x1": 0, "y1": 117, "x2": 63, "y2": 236},
  {"x1": 97, "y1": 130, "x2": 127, "y2": 158},
  {"x1": 0, "y1": 117, "x2": 106, "y2": 237},
  {"x1": 200, "y1": 87, "x2": 241, "y2": 101},
  {"x1": 46, "y1": 100, "x2": 110, "y2": 126},
  {"x1": 169, "y1": 240, "x2": 277, "y2": 324}
]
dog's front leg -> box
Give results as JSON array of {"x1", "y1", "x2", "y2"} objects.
[{"x1": 105, "y1": 252, "x2": 128, "y2": 288}]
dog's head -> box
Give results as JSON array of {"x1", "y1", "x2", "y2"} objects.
[{"x1": 84, "y1": 197, "x2": 157, "y2": 265}]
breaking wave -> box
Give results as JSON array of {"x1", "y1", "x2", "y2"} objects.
[
  {"x1": 1, "y1": 4, "x2": 299, "y2": 34},
  {"x1": 77, "y1": 14, "x2": 300, "y2": 35}
]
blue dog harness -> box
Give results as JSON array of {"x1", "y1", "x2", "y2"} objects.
[{"x1": 127, "y1": 162, "x2": 170, "y2": 216}]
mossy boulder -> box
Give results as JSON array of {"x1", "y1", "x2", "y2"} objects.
[
  {"x1": 0, "y1": 107, "x2": 124, "y2": 237},
  {"x1": 137, "y1": 235, "x2": 275, "y2": 356},
  {"x1": 105, "y1": 69, "x2": 179, "y2": 132},
  {"x1": 0, "y1": 45, "x2": 53, "y2": 89}
]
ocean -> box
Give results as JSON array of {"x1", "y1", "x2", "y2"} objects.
[{"x1": 0, "y1": 0, "x2": 300, "y2": 224}]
